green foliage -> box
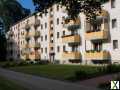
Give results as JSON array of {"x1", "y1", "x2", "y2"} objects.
[
  {"x1": 32, "y1": 0, "x2": 108, "y2": 21},
  {"x1": 0, "y1": 0, "x2": 31, "y2": 32},
  {"x1": 0, "y1": 34, "x2": 7, "y2": 61},
  {"x1": 9, "y1": 64, "x2": 120, "y2": 81}
]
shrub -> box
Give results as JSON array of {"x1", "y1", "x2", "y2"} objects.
[{"x1": 17, "y1": 61, "x2": 28, "y2": 66}]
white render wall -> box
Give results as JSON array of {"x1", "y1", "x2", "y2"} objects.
[
  {"x1": 7, "y1": 0, "x2": 120, "y2": 64},
  {"x1": 102, "y1": 0, "x2": 120, "y2": 63}
]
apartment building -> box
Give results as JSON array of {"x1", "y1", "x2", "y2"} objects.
[{"x1": 7, "y1": 0, "x2": 120, "y2": 64}]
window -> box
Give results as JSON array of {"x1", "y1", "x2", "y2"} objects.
[
  {"x1": 45, "y1": 35, "x2": 47, "y2": 41},
  {"x1": 50, "y1": 34, "x2": 53, "y2": 37},
  {"x1": 57, "y1": 32, "x2": 59, "y2": 38},
  {"x1": 41, "y1": 36, "x2": 43, "y2": 41},
  {"x1": 50, "y1": 8, "x2": 53, "y2": 12},
  {"x1": 51, "y1": 27, "x2": 53, "y2": 30},
  {"x1": 112, "y1": 19, "x2": 117, "y2": 28},
  {"x1": 51, "y1": 47, "x2": 54, "y2": 51},
  {"x1": 63, "y1": 31, "x2": 65, "y2": 36},
  {"x1": 57, "y1": 46, "x2": 60, "y2": 52},
  {"x1": 39, "y1": 13, "x2": 42, "y2": 18},
  {"x1": 111, "y1": 0, "x2": 116, "y2": 8},
  {"x1": 45, "y1": 47, "x2": 47, "y2": 53},
  {"x1": 41, "y1": 24, "x2": 43, "y2": 29},
  {"x1": 57, "y1": 18, "x2": 59, "y2": 25},
  {"x1": 50, "y1": 20, "x2": 53, "y2": 24},
  {"x1": 57, "y1": 5, "x2": 59, "y2": 11},
  {"x1": 41, "y1": 48, "x2": 43, "y2": 53},
  {"x1": 63, "y1": 45, "x2": 66, "y2": 52},
  {"x1": 113, "y1": 40, "x2": 118, "y2": 49},
  {"x1": 45, "y1": 9, "x2": 47, "y2": 16},
  {"x1": 45, "y1": 22, "x2": 47, "y2": 28}
]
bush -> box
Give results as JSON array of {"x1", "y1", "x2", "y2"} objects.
[
  {"x1": 75, "y1": 67, "x2": 101, "y2": 80},
  {"x1": 105, "y1": 64, "x2": 120, "y2": 73},
  {"x1": 37, "y1": 60, "x2": 50, "y2": 65},
  {"x1": 74, "y1": 64, "x2": 120, "y2": 81},
  {"x1": 17, "y1": 61, "x2": 28, "y2": 66}
]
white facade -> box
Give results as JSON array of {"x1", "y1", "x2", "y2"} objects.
[{"x1": 7, "y1": 0, "x2": 120, "y2": 64}]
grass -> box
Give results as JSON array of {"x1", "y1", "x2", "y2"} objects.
[
  {"x1": 3, "y1": 62, "x2": 120, "y2": 81},
  {"x1": 9, "y1": 64, "x2": 103, "y2": 81},
  {"x1": 0, "y1": 76, "x2": 27, "y2": 90}
]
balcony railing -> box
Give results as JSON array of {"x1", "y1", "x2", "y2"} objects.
[
  {"x1": 25, "y1": 54, "x2": 29, "y2": 60},
  {"x1": 34, "y1": 19, "x2": 40, "y2": 27},
  {"x1": 62, "y1": 35, "x2": 80, "y2": 44},
  {"x1": 85, "y1": 50, "x2": 110, "y2": 60},
  {"x1": 25, "y1": 24, "x2": 30, "y2": 31},
  {"x1": 35, "y1": 51, "x2": 41, "y2": 59},
  {"x1": 64, "y1": 18, "x2": 80, "y2": 30},
  {"x1": 62, "y1": 52, "x2": 81, "y2": 59},
  {"x1": 34, "y1": 43, "x2": 40, "y2": 49},
  {"x1": 34, "y1": 31, "x2": 40, "y2": 38},
  {"x1": 25, "y1": 33, "x2": 31, "y2": 40},
  {"x1": 85, "y1": 30, "x2": 108, "y2": 40}
]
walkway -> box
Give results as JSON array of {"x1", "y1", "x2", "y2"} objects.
[
  {"x1": 0, "y1": 68, "x2": 100, "y2": 90},
  {"x1": 77, "y1": 73, "x2": 120, "y2": 88}
]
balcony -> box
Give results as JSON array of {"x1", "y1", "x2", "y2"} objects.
[
  {"x1": 34, "y1": 19, "x2": 40, "y2": 27},
  {"x1": 25, "y1": 44, "x2": 30, "y2": 48},
  {"x1": 62, "y1": 52, "x2": 81, "y2": 59},
  {"x1": 34, "y1": 43, "x2": 40, "y2": 49},
  {"x1": 25, "y1": 24, "x2": 30, "y2": 31},
  {"x1": 62, "y1": 35, "x2": 80, "y2": 44},
  {"x1": 85, "y1": 51, "x2": 110, "y2": 60},
  {"x1": 85, "y1": 30, "x2": 108, "y2": 41},
  {"x1": 35, "y1": 51, "x2": 41, "y2": 59},
  {"x1": 34, "y1": 31, "x2": 40, "y2": 38},
  {"x1": 25, "y1": 33, "x2": 31, "y2": 40},
  {"x1": 64, "y1": 18, "x2": 80, "y2": 30},
  {"x1": 9, "y1": 31, "x2": 14, "y2": 37},
  {"x1": 25, "y1": 54, "x2": 29, "y2": 60}
]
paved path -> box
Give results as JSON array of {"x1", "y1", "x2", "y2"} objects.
[
  {"x1": 0, "y1": 68, "x2": 101, "y2": 90},
  {"x1": 76, "y1": 73, "x2": 120, "y2": 88}
]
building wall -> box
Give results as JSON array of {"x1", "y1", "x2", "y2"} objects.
[{"x1": 7, "y1": 0, "x2": 120, "y2": 64}]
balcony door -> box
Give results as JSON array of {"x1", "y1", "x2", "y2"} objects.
[{"x1": 93, "y1": 42, "x2": 102, "y2": 51}]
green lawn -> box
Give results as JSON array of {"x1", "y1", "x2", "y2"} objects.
[
  {"x1": 9, "y1": 64, "x2": 103, "y2": 81},
  {"x1": 0, "y1": 76, "x2": 27, "y2": 90},
  {"x1": 8, "y1": 64, "x2": 120, "y2": 81}
]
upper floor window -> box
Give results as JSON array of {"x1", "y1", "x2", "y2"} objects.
[
  {"x1": 111, "y1": 0, "x2": 116, "y2": 8},
  {"x1": 63, "y1": 45, "x2": 66, "y2": 52},
  {"x1": 41, "y1": 24, "x2": 43, "y2": 29},
  {"x1": 57, "y1": 32, "x2": 59, "y2": 38},
  {"x1": 45, "y1": 22, "x2": 47, "y2": 29},
  {"x1": 57, "y1": 5, "x2": 59, "y2": 11},
  {"x1": 63, "y1": 31, "x2": 65, "y2": 36},
  {"x1": 113, "y1": 40, "x2": 118, "y2": 49},
  {"x1": 41, "y1": 36, "x2": 43, "y2": 41},
  {"x1": 45, "y1": 9, "x2": 47, "y2": 16},
  {"x1": 41, "y1": 48, "x2": 43, "y2": 53},
  {"x1": 57, "y1": 46, "x2": 60, "y2": 52},
  {"x1": 57, "y1": 18, "x2": 59, "y2": 25},
  {"x1": 112, "y1": 19, "x2": 117, "y2": 28},
  {"x1": 50, "y1": 8, "x2": 53, "y2": 12},
  {"x1": 45, "y1": 35, "x2": 47, "y2": 41},
  {"x1": 51, "y1": 47, "x2": 54, "y2": 51},
  {"x1": 45, "y1": 47, "x2": 47, "y2": 53},
  {"x1": 50, "y1": 20, "x2": 53, "y2": 24}
]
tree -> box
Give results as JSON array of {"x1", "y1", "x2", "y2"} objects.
[
  {"x1": 0, "y1": 34, "x2": 7, "y2": 61},
  {"x1": 0, "y1": 0, "x2": 31, "y2": 32},
  {"x1": 32, "y1": 0, "x2": 108, "y2": 21}
]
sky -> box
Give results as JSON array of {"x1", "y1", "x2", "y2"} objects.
[{"x1": 18, "y1": 0, "x2": 35, "y2": 13}]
